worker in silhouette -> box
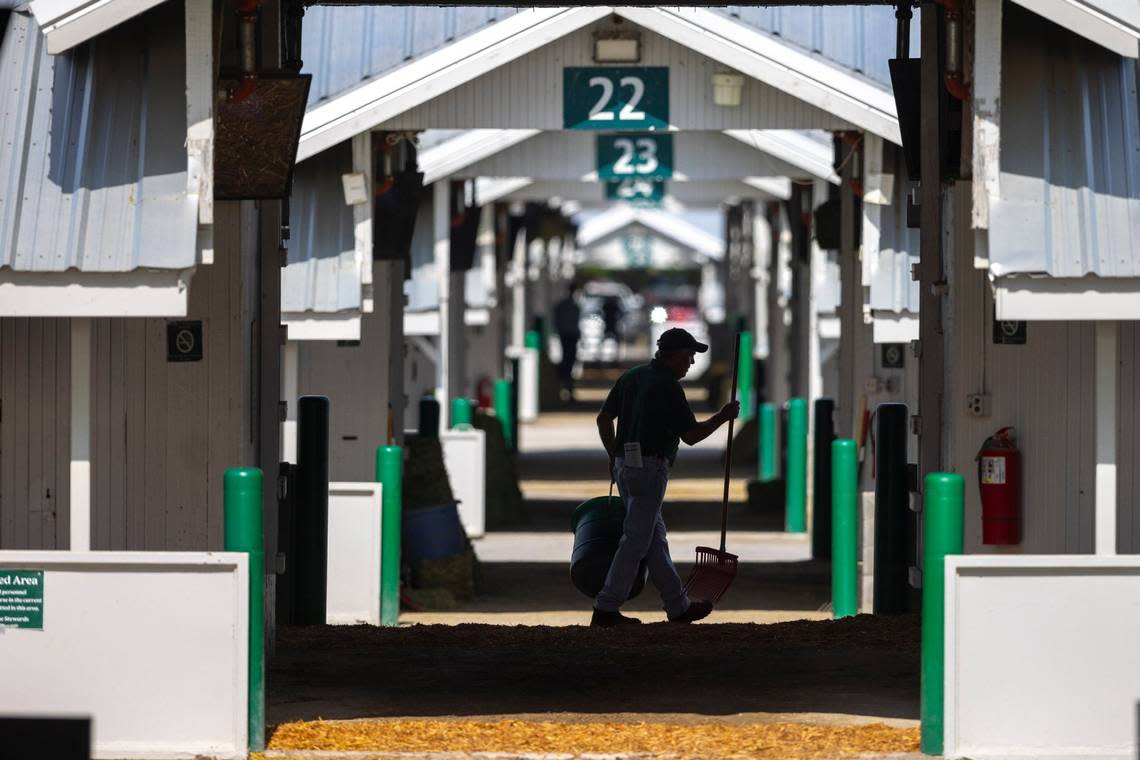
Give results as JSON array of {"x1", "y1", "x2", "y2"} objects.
[
  {"x1": 552, "y1": 283, "x2": 582, "y2": 402},
  {"x1": 592, "y1": 327, "x2": 740, "y2": 626}
]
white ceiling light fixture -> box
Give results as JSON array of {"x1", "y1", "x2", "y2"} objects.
[
  {"x1": 594, "y1": 30, "x2": 641, "y2": 63},
  {"x1": 712, "y1": 72, "x2": 745, "y2": 107}
]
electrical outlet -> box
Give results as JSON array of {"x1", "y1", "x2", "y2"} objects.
[{"x1": 966, "y1": 394, "x2": 992, "y2": 418}]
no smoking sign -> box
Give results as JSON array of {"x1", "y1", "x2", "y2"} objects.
[{"x1": 166, "y1": 320, "x2": 203, "y2": 362}]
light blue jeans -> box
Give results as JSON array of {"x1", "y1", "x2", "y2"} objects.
[{"x1": 594, "y1": 456, "x2": 690, "y2": 618}]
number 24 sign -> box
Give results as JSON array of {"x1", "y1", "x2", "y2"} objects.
[
  {"x1": 597, "y1": 134, "x2": 673, "y2": 180},
  {"x1": 563, "y1": 67, "x2": 669, "y2": 130}
]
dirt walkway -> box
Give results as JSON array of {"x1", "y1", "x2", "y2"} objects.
[{"x1": 267, "y1": 615, "x2": 920, "y2": 729}]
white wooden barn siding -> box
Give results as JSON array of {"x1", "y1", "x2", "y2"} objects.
[
  {"x1": 406, "y1": 196, "x2": 438, "y2": 312},
  {"x1": 945, "y1": 185, "x2": 1100, "y2": 554},
  {"x1": 378, "y1": 21, "x2": 854, "y2": 131},
  {"x1": 461, "y1": 131, "x2": 812, "y2": 182},
  {"x1": 1117, "y1": 322, "x2": 1140, "y2": 554},
  {"x1": 296, "y1": 266, "x2": 394, "y2": 483},
  {"x1": 0, "y1": 318, "x2": 71, "y2": 549},
  {"x1": 85, "y1": 203, "x2": 255, "y2": 552}
]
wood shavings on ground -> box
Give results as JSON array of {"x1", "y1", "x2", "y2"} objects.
[{"x1": 264, "y1": 718, "x2": 920, "y2": 758}]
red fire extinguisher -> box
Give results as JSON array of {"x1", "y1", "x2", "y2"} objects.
[{"x1": 977, "y1": 427, "x2": 1021, "y2": 545}]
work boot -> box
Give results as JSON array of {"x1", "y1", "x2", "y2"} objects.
[
  {"x1": 591, "y1": 608, "x2": 642, "y2": 627},
  {"x1": 668, "y1": 600, "x2": 713, "y2": 624}
]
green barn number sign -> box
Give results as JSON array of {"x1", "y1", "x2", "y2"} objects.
[
  {"x1": 605, "y1": 179, "x2": 666, "y2": 205},
  {"x1": 596, "y1": 134, "x2": 673, "y2": 180},
  {"x1": 564, "y1": 67, "x2": 669, "y2": 130}
]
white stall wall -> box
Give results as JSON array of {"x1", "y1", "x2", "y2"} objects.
[
  {"x1": 0, "y1": 551, "x2": 248, "y2": 760},
  {"x1": 326, "y1": 482, "x2": 382, "y2": 625},
  {"x1": 297, "y1": 265, "x2": 394, "y2": 482},
  {"x1": 0, "y1": 318, "x2": 71, "y2": 549},
  {"x1": 945, "y1": 186, "x2": 1098, "y2": 553},
  {"x1": 0, "y1": 203, "x2": 267, "y2": 553},
  {"x1": 85, "y1": 203, "x2": 261, "y2": 552},
  {"x1": 441, "y1": 429, "x2": 486, "y2": 537},
  {"x1": 1116, "y1": 322, "x2": 1140, "y2": 554},
  {"x1": 946, "y1": 556, "x2": 1140, "y2": 758}
]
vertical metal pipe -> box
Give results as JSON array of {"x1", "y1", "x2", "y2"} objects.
[
  {"x1": 895, "y1": 2, "x2": 913, "y2": 60},
  {"x1": 784, "y1": 398, "x2": 808, "y2": 533},
  {"x1": 874, "y1": 403, "x2": 910, "y2": 613},
  {"x1": 375, "y1": 446, "x2": 403, "y2": 627},
  {"x1": 812, "y1": 398, "x2": 836, "y2": 559},
  {"x1": 920, "y1": 472, "x2": 964, "y2": 756},
  {"x1": 295, "y1": 395, "x2": 329, "y2": 625},
  {"x1": 224, "y1": 467, "x2": 265, "y2": 750},
  {"x1": 831, "y1": 440, "x2": 858, "y2": 619},
  {"x1": 758, "y1": 402, "x2": 778, "y2": 482}
]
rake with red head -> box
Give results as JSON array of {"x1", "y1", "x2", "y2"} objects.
[{"x1": 682, "y1": 331, "x2": 742, "y2": 604}]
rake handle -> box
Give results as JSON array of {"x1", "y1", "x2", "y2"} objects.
[{"x1": 720, "y1": 331, "x2": 742, "y2": 553}]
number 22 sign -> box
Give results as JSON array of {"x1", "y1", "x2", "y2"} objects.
[
  {"x1": 563, "y1": 67, "x2": 669, "y2": 130},
  {"x1": 597, "y1": 134, "x2": 673, "y2": 180}
]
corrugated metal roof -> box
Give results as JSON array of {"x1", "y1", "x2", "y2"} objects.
[
  {"x1": 0, "y1": 8, "x2": 198, "y2": 272},
  {"x1": 281, "y1": 141, "x2": 362, "y2": 314},
  {"x1": 302, "y1": 6, "x2": 518, "y2": 107},
  {"x1": 718, "y1": 5, "x2": 921, "y2": 90},
  {"x1": 989, "y1": 7, "x2": 1140, "y2": 278}
]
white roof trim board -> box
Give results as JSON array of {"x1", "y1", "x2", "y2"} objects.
[
  {"x1": 616, "y1": 6, "x2": 900, "y2": 144},
  {"x1": 298, "y1": 5, "x2": 902, "y2": 162},
  {"x1": 420, "y1": 129, "x2": 539, "y2": 185},
  {"x1": 30, "y1": 0, "x2": 168, "y2": 54},
  {"x1": 1014, "y1": 0, "x2": 1140, "y2": 57},
  {"x1": 577, "y1": 206, "x2": 725, "y2": 260},
  {"x1": 474, "y1": 177, "x2": 533, "y2": 204},
  {"x1": 297, "y1": 7, "x2": 611, "y2": 161},
  {"x1": 725, "y1": 130, "x2": 841, "y2": 182}
]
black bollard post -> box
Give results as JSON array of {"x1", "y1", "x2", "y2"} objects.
[
  {"x1": 275, "y1": 461, "x2": 298, "y2": 625},
  {"x1": 509, "y1": 356, "x2": 521, "y2": 453},
  {"x1": 811, "y1": 398, "x2": 836, "y2": 559},
  {"x1": 295, "y1": 395, "x2": 329, "y2": 624},
  {"x1": 418, "y1": 396, "x2": 441, "y2": 439},
  {"x1": 873, "y1": 402, "x2": 910, "y2": 614}
]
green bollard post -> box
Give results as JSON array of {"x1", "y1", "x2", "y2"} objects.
[
  {"x1": 224, "y1": 468, "x2": 264, "y2": 751},
  {"x1": 831, "y1": 439, "x2": 858, "y2": 618},
  {"x1": 784, "y1": 398, "x2": 807, "y2": 532},
  {"x1": 493, "y1": 379, "x2": 514, "y2": 450},
  {"x1": 524, "y1": 329, "x2": 542, "y2": 351},
  {"x1": 375, "y1": 446, "x2": 404, "y2": 627},
  {"x1": 736, "y1": 331, "x2": 754, "y2": 422},
  {"x1": 758, "y1": 403, "x2": 778, "y2": 482},
  {"x1": 920, "y1": 473, "x2": 965, "y2": 756},
  {"x1": 451, "y1": 397, "x2": 472, "y2": 429}
]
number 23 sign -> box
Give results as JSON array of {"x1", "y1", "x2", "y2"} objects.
[
  {"x1": 563, "y1": 67, "x2": 669, "y2": 130},
  {"x1": 597, "y1": 134, "x2": 673, "y2": 180}
]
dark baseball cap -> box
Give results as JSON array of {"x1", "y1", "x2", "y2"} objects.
[{"x1": 657, "y1": 327, "x2": 709, "y2": 353}]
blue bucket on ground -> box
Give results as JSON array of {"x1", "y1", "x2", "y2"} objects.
[
  {"x1": 403, "y1": 502, "x2": 465, "y2": 561},
  {"x1": 569, "y1": 495, "x2": 647, "y2": 600}
]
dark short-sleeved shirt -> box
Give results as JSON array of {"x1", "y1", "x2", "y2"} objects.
[{"x1": 601, "y1": 360, "x2": 699, "y2": 464}]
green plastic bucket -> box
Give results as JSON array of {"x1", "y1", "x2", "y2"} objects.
[{"x1": 569, "y1": 495, "x2": 647, "y2": 600}]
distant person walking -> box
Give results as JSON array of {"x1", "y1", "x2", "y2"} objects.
[
  {"x1": 592, "y1": 328, "x2": 740, "y2": 626},
  {"x1": 601, "y1": 296, "x2": 623, "y2": 342},
  {"x1": 553, "y1": 284, "x2": 582, "y2": 402}
]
